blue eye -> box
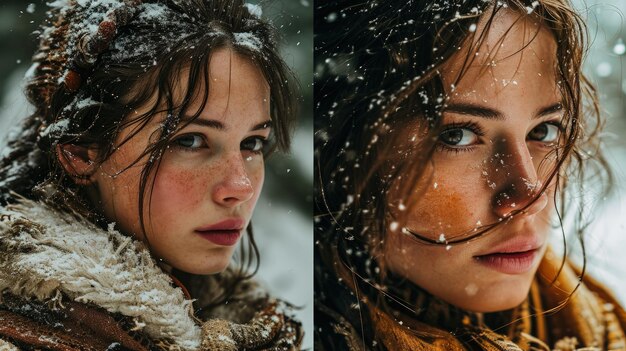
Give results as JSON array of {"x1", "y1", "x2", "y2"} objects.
[
  {"x1": 528, "y1": 122, "x2": 560, "y2": 143},
  {"x1": 173, "y1": 134, "x2": 206, "y2": 150},
  {"x1": 241, "y1": 137, "x2": 267, "y2": 153}
]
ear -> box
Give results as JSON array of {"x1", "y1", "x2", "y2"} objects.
[{"x1": 56, "y1": 144, "x2": 99, "y2": 185}]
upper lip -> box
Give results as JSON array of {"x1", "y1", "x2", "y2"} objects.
[
  {"x1": 195, "y1": 218, "x2": 245, "y2": 232},
  {"x1": 474, "y1": 234, "x2": 543, "y2": 257}
]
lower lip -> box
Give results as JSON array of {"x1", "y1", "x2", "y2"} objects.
[
  {"x1": 475, "y1": 249, "x2": 539, "y2": 274},
  {"x1": 196, "y1": 230, "x2": 241, "y2": 246}
]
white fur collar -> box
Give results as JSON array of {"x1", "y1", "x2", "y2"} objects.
[{"x1": 0, "y1": 199, "x2": 202, "y2": 350}]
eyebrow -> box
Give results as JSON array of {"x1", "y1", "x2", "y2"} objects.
[
  {"x1": 444, "y1": 102, "x2": 563, "y2": 120},
  {"x1": 182, "y1": 117, "x2": 273, "y2": 131}
]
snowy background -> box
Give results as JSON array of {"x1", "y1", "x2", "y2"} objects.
[
  {"x1": 559, "y1": 0, "x2": 626, "y2": 306},
  {"x1": 0, "y1": 0, "x2": 313, "y2": 348}
]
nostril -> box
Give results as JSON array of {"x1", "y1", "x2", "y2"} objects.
[
  {"x1": 493, "y1": 187, "x2": 547, "y2": 219},
  {"x1": 521, "y1": 192, "x2": 549, "y2": 216},
  {"x1": 494, "y1": 190, "x2": 517, "y2": 215}
]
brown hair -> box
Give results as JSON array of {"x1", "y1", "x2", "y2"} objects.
[
  {"x1": 315, "y1": 0, "x2": 611, "y2": 325},
  {"x1": 0, "y1": 0, "x2": 297, "y2": 306}
]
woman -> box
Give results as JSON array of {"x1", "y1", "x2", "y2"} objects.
[
  {"x1": 315, "y1": 0, "x2": 626, "y2": 350},
  {"x1": 0, "y1": 0, "x2": 302, "y2": 349}
]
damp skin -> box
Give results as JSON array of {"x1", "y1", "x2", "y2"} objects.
[
  {"x1": 384, "y1": 9, "x2": 562, "y2": 313},
  {"x1": 91, "y1": 48, "x2": 271, "y2": 275}
]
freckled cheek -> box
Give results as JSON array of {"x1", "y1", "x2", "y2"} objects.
[
  {"x1": 151, "y1": 166, "x2": 208, "y2": 212},
  {"x1": 405, "y1": 166, "x2": 483, "y2": 236},
  {"x1": 406, "y1": 188, "x2": 474, "y2": 236}
]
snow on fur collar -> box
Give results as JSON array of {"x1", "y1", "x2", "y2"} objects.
[{"x1": 0, "y1": 198, "x2": 202, "y2": 349}]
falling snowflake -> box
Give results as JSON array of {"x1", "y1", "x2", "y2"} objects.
[
  {"x1": 613, "y1": 38, "x2": 626, "y2": 55},
  {"x1": 389, "y1": 222, "x2": 399, "y2": 231}
]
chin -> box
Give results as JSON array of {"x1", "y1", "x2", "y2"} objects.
[
  {"x1": 172, "y1": 255, "x2": 233, "y2": 275},
  {"x1": 456, "y1": 278, "x2": 533, "y2": 313}
]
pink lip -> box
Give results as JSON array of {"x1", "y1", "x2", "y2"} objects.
[
  {"x1": 195, "y1": 218, "x2": 245, "y2": 246},
  {"x1": 196, "y1": 219, "x2": 245, "y2": 232},
  {"x1": 474, "y1": 236, "x2": 543, "y2": 274}
]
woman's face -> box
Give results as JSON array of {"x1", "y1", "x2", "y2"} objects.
[
  {"x1": 92, "y1": 49, "x2": 270, "y2": 275},
  {"x1": 384, "y1": 10, "x2": 562, "y2": 312}
]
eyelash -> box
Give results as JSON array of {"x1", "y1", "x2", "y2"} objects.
[
  {"x1": 436, "y1": 121, "x2": 485, "y2": 154},
  {"x1": 532, "y1": 121, "x2": 564, "y2": 149},
  {"x1": 436, "y1": 120, "x2": 564, "y2": 154},
  {"x1": 545, "y1": 120, "x2": 565, "y2": 131},
  {"x1": 170, "y1": 134, "x2": 269, "y2": 154},
  {"x1": 543, "y1": 120, "x2": 565, "y2": 135},
  {"x1": 242, "y1": 136, "x2": 270, "y2": 155}
]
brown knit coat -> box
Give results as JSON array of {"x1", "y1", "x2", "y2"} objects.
[{"x1": 0, "y1": 199, "x2": 302, "y2": 350}]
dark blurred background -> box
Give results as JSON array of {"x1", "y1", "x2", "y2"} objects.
[{"x1": 0, "y1": 0, "x2": 313, "y2": 347}]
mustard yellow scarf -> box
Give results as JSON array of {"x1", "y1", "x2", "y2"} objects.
[{"x1": 366, "y1": 248, "x2": 626, "y2": 351}]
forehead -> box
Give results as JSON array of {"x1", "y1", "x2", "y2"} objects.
[
  {"x1": 205, "y1": 49, "x2": 270, "y2": 97},
  {"x1": 166, "y1": 49, "x2": 270, "y2": 120},
  {"x1": 181, "y1": 49, "x2": 269, "y2": 98},
  {"x1": 123, "y1": 48, "x2": 271, "y2": 132},
  {"x1": 442, "y1": 8, "x2": 558, "y2": 98}
]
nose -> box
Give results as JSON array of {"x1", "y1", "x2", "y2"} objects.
[
  {"x1": 212, "y1": 153, "x2": 255, "y2": 207},
  {"x1": 489, "y1": 140, "x2": 548, "y2": 219}
]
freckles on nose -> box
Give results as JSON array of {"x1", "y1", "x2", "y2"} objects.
[
  {"x1": 485, "y1": 147, "x2": 545, "y2": 218},
  {"x1": 211, "y1": 154, "x2": 256, "y2": 205},
  {"x1": 229, "y1": 172, "x2": 252, "y2": 188},
  {"x1": 484, "y1": 139, "x2": 538, "y2": 185},
  {"x1": 224, "y1": 155, "x2": 252, "y2": 182}
]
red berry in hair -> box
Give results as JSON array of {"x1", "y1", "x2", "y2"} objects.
[
  {"x1": 98, "y1": 21, "x2": 117, "y2": 43},
  {"x1": 64, "y1": 70, "x2": 82, "y2": 92}
]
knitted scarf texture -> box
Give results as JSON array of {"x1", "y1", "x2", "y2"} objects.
[{"x1": 316, "y1": 245, "x2": 626, "y2": 351}]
